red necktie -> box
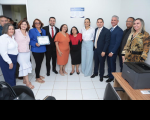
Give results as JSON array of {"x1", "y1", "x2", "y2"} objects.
[{"x1": 51, "y1": 27, "x2": 54, "y2": 38}]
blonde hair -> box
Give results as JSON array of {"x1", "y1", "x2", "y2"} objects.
[{"x1": 131, "y1": 18, "x2": 146, "y2": 34}]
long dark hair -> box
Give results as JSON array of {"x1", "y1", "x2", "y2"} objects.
[{"x1": 70, "y1": 26, "x2": 79, "y2": 35}]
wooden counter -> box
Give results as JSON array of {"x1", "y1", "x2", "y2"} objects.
[{"x1": 113, "y1": 72, "x2": 150, "y2": 100}]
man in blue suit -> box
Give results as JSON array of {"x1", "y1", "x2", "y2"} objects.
[
  {"x1": 91, "y1": 18, "x2": 111, "y2": 82},
  {"x1": 104, "y1": 15, "x2": 123, "y2": 83}
]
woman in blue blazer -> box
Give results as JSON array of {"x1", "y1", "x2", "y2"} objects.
[{"x1": 29, "y1": 19, "x2": 46, "y2": 83}]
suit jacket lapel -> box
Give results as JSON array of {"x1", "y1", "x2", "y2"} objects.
[
  {"x1": 98, "y1": 27, "x2": 104, "y2": 40},
  {"x1": 113, "y1": 26, "x2": 118, "y2": 32},
  {"x1": 97, "y1": 27, "x2": 104, "y2": 42},
  {"x1": 110, "y1": 26, "x2": 118, "y2": 32},
  {"x1": 49, "y1": 26, "x2": 58, "y2": 38},
  {"x1": 35, "y1": 28, "x2": 41, "y2": 36},
  {"x1": 54, "y1": 27, "x2": 58, "y2": 37},
  {"x1": 55, "y1": 27, "x2": 57, "y2": 34},
  {"x1": 94, "y1": 28, "x2": 98, "y2": 42},
  {"x1": 47, "y1": 26, "x2": 52, "y2": 39}
]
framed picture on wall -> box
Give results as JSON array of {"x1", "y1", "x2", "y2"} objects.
[{"x1": 70, "y1": 7, "x2": 85, "y2": 18}]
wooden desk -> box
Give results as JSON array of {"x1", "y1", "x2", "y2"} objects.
[{"x1": 112, "y1": 72, "x2": 150, "y2": 100}]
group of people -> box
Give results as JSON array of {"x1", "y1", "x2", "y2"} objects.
[
  {"x1": 0, "y1": 15, "x2": 150, "y2": 90},
  {"x1": 91, "y1": 16, "x2": 150, "y2": 82}
]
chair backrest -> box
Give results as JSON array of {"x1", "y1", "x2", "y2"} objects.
[
  {"x1": 12, "y1": 85, "x2": 35, "y2": 100},
  {"x1": 103, "y1": 83, "x2": 121, "y2": 100}
]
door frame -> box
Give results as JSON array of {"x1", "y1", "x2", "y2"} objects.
[
  {"x1": 0, "y1": 5, "x2": 3, "y2": 15},
  {"x1": 0, "y1": 0, "x2": 29, "y2": 21}
]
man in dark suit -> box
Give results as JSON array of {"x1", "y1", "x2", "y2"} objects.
[
  {"x1": 91, "y1": 18, "x2": 111, "y2": 82},
  {"x1": 118, "y1": 17, "x2": 135, "y2": 65},
  {"x1": 105, "y1": 15, "x2": 123, "y2": 83},
  {"x1": 43, "y1": 17, "x2": 59, "y2": 76}
]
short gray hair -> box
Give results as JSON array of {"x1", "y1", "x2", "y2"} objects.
[
  {"x1": 112, "y1": 15, "x2": 119, "y2": 21},
  {"x1": 2, "y1": 23, "x2": 15, "y2": 35}
]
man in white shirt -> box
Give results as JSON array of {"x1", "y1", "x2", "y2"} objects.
[
  {"x1": 91, "y1": 18, "x2": 111, "y2": 82},
  {"x1": 104, "y1": 15, "x2": 123, "y2": 83},
  {"x1": 43, "y1": 17, "x2": 59, "y2": 76}
]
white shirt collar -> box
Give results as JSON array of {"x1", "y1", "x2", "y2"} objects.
[
  {"x1": 98, "y1": 26, "x2": 103, "y2": 30},
  {"x1": 113, "y1": 25, "x2": 118, "y2": 29},
  {"x1": 3, "y1": 34, "x2": 14, "y2": 39},
  {"x1": 49, "y1": 25, "x2": 55, "y2": 29},
  {"x1": 84, "y1": 27, "x2": 92, "y2": 30}
]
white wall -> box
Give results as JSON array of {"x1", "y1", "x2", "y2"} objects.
[
  {"x1": 26, "y1": 0, "x2": 122, "y2": 71},
  {"x1": 0, "y1": 0, "x2": 26, "y2": 5},
  {"x1": 120, "y1": 0, "x2": 150, "y2": 65},
  {"x1": 27, "y1": 0, "x2": 122, "y2": 34}
]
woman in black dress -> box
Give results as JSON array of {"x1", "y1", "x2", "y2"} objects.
[{"x1": 69, "y1": 27, "x2": 82, "y2": 75}]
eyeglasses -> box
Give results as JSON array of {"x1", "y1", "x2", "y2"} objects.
[
  {"x1": 126, "y1": 21, "x2": 133, "y2": 23},
  {"x1": 1, "y1": 20, "x2": 8, "y2": 22},
  {"x1": 35, "y1": 23, "x2": 41, "y2": 25}
]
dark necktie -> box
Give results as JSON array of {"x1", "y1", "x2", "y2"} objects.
[{"x1": 51, "y1": 27, "x2": 54, "y2": 38}]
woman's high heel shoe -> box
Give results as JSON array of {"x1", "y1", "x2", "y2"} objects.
[
  {"x1": 77, "y1": 72, "x2": 80, "y2": 75},
  {"x1": 70, "y1": 72, "x2": 75, "y2": 75}
]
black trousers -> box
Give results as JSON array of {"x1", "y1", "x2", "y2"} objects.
[
  {"x1": 32, "y1": 52, "x2": 44, "y2": 78},
  {"x1": 94, "y1": 49, "x2": 106, "y2": 78},
  {"x1": 15, "y1": 63, "x2": 20, "y2": 78},
  {"x1": 45, "y1": 50, "x2": 57, "y2": 74}
]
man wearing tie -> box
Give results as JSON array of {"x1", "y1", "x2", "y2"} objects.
[
  {"x1": 43, "y1": 17, "x2": 59, "y2": 76},
  {"x1": 104, "y1": 15, "x2": 123, "y2": 83},
  {"x1": 91, "y1": 18, "x2": 111, "y2": 82}
]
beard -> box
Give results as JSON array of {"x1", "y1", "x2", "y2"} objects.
[{"x1": 50, "y1": 24, "x2": 55, "y2": 26}]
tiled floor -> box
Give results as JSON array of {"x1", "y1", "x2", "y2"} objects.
[{"x1": 0, "y1": 69, "x2": 114, "y2": 100}]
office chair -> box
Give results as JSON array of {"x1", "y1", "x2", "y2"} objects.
[
  {"x1": 103, "y1": 83, "x2": 121, "y2": 100},
  {"x1": 13, "y1": 85, "x2": 56, "y2": 100},
  {"x1": 12, "y1": 85, "x2": 35, "y2": 100}
]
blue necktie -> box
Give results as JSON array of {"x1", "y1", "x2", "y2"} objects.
[{"x1": 110, "y1": 28, "x2": 114, "y2": 32}]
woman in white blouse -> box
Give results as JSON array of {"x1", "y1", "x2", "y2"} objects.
[
  {"x1": 0, "y1": 23, "x2": 18, "y2": 86},
  {"x1": 81, "y1": 18, "x2": 95, "y2": 77},
  {"x1": 15, "y1": 20, "x2": 34, "y2": 89}
]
